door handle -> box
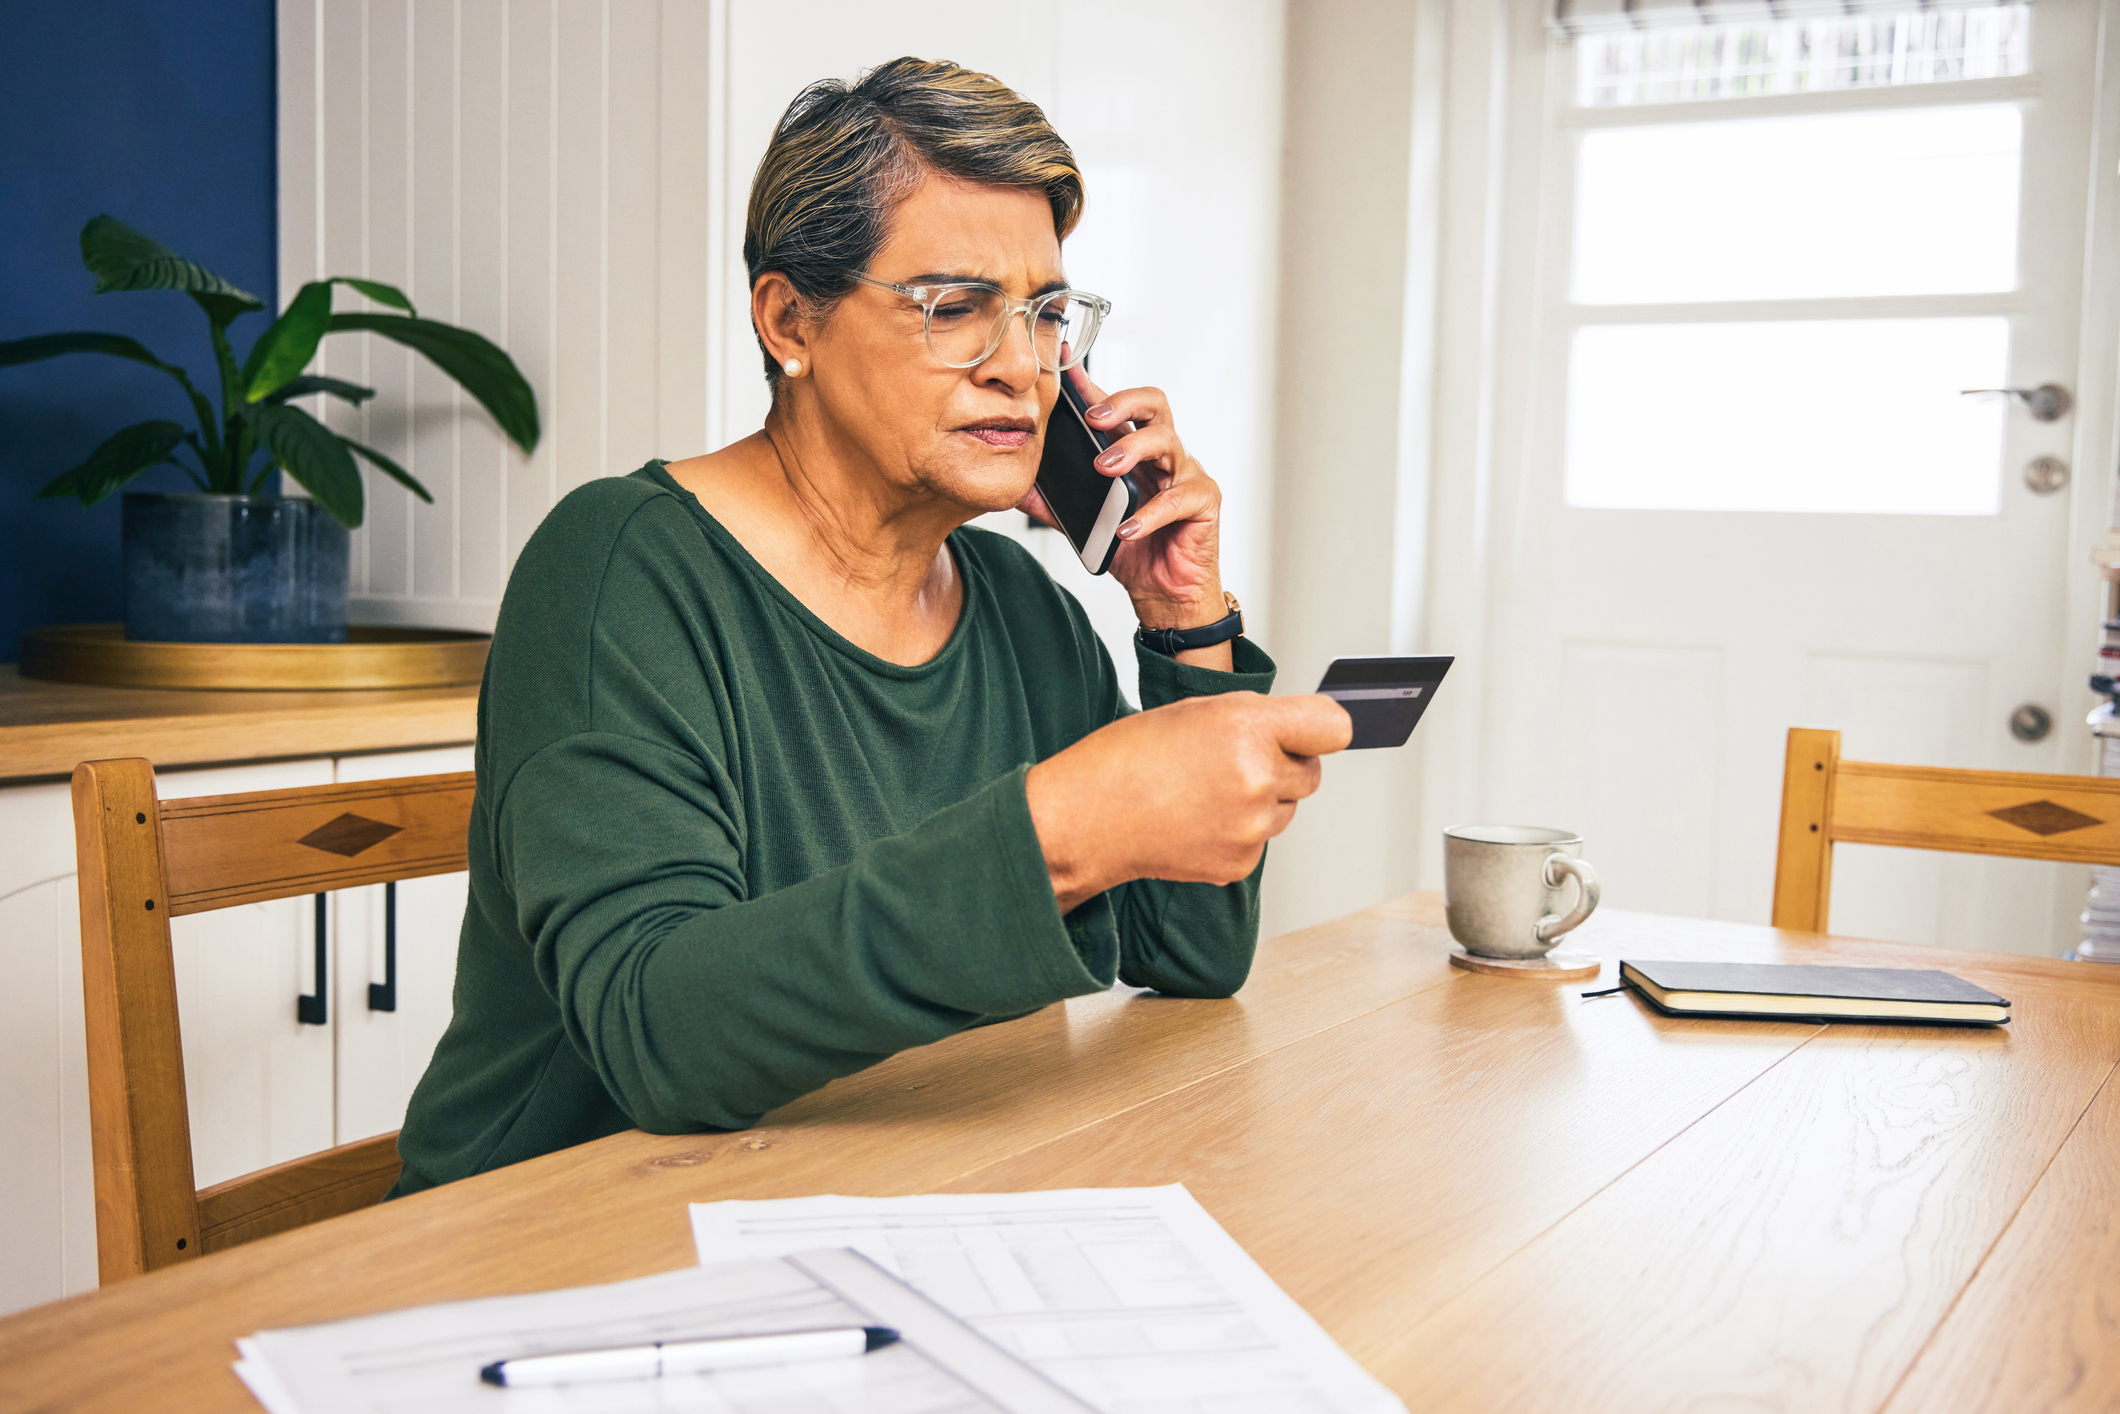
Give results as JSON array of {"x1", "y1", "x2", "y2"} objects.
[
  {"x1": 1960, "y1": 383, "x2": 2071, "y2": 421},
  {"x1": 299, "y1": 894, "x2": 328, "y2": 1025},
  {"x1": 368, "y1": 881, "x2": 398, "y2": 1012}
]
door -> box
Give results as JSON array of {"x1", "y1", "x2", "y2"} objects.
[{"x1": 1483, "y1": 0, "x2": 2102, "y2": 953}]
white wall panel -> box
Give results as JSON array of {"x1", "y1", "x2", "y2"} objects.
[
  {"x1": 458, "y1": 0, "x2": 511, "y2": 601},
  {"x1": 281, "y1": 0, "x2": 718, "y2": 630},
  {"x1": 282, "y1": 0, "x2": 1284, "y2": 691}
]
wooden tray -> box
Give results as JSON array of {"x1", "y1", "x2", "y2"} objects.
[{"x1": 19, "y1": 624, "x2": 490, "y2": 692}]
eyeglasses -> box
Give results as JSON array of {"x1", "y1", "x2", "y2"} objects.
[{"x1": 849, "y1": 273, "x2": 1111, "y2": 373}]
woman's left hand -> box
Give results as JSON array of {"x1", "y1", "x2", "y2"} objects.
[{"x1": 1018, "y1": 366, "x2": 1225, "y2": 632}]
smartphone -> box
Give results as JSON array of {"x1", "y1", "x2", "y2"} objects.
[
  {"x1": 1035, "y1": 373, "x2": 1141, "y2": 575},
  {"x1": 1317, "y1": 656, "x2": 1454, "y2": 748}
]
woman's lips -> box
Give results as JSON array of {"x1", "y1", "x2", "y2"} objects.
[{"x1": 961, "y1": 426, "x2": 1031, "y2": 448}]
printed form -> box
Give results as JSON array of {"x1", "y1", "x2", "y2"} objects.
[
  {"x1": 689, "y1": 1186, "x2": 1405, "y2": 1414},
  {"x1": 232, "y1": 1249, "x2": 1091, "y2": 1414}
]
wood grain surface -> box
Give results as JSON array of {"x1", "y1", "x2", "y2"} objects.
[
  {"x1": 160, "y1": 772, "x2": 474, "y2": 913},
  {"x1": 1772, "y1": 725, "x2": 1838, "y2": 931},
  {"x1": 197, "y1": 1133, "x2": 403, "y2": 1254},
  {"x1": 1379, "y1": 987, "x2": 2120, "y2": 1412},
  {"x1": 0, "y1": 667, "x2": 477, "y2": 784},
  {"x1": 1884, "y1": 1061, "x2": 2120, "y2": 1413},
  {"x1": 69, "y1": 758, "x2": 200, "y2": 1282},
  {"x1": 1771, "y1": 725, "x2": 2120, "y2": 932},
  {"x1": 1834, "y1": 759, "x2": 2120, "y2": 865},
  {"x1": 2, "y1": 895, "x2": 2116, "y2": 1414}
]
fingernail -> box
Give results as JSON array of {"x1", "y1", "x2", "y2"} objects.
[
  {"x1": 1117, "y1": 518, "x2": 1142, "y2": 539},
  {"x1": 1087, "y1": 402, "x2": 1114, "y2": 419},
  {"x1": 1096, "y1": 448, "x2": 1125, "y2": 469}
]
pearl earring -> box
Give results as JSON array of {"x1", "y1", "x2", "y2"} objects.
[{"x1": 782, "y1": 358, "x2": 802, "y2": 377}]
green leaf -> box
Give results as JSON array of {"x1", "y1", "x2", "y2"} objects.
[
  {"x1": 36, "y1": 421, "x2": 187, "y2": 506},
  {"x1": 262, "y1": 374, "x2": 376, "y2": 406},
  {"x1": 342, "y1": 435, "x2": 434, "y2": 503},
  {"x1": 79, "y1": 215, "x2": 262, "y2": 310},
  {"x1": 240, "y1": 281, "x2": 335, "y2": 401},
  {"x1": 240, "y1": 277, "x2": 422, "y2": 403},
  {"x1": 244, "y1": 403, "x2": 364, "y2": 528},
  {"x1": 0, "y1": 330, "x2": 174, "y2": 372},
  {"x1": 329, "y1": 313, "x2": 540, "y2": 454},
  {"x1": 336, "y1": 278, "x2": 416, "y2": 315}
]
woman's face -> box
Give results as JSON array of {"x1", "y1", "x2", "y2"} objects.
[{"x1": 798, "y1": 176, "x2": 1065, "y2": 517}]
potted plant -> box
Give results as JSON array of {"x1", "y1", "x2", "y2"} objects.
[{"x1": 1, "y1": 215, "x2": 539, "y2": 643}]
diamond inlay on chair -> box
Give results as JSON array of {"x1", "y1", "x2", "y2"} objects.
[
  {"x1": 297, "y1": 812, "x2": 404, "y2": 858},
  {"x1": 1986, "y1": 799, "x2": 2103, "y2": 837}
]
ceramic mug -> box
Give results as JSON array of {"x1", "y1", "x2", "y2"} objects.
[{"x1": 1443, "y1": 825, "x2": 1602, "y2": 960}]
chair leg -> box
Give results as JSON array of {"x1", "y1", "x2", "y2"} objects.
[{"x1": 73, "y1": 758, "x2": 203, "y2": 1281}]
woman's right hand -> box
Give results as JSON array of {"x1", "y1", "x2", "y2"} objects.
[{"x1": 1025, "y1": 692, "x2": 1354, "y2": 913}]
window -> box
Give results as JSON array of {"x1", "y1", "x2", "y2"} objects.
[
  {"x1": 1577, "y1": 4, "x2": 2029, "y2": 107},
  {"x1": 1572, "y1": 106, "x2": 2021, "y2": 303},
  {"x1": 1557, "y1": 4, "x2": 2031, "y2": 515},
  {"x1": 1565, "y1": 318, "x2": 2008, "y2": 514}
]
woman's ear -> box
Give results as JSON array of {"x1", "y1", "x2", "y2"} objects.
[{"x1": 752, "y1": 272, "x2": 810, "y2": 373}]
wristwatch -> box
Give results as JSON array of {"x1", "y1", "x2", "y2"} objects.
[{"x1": 1136, "y1": 591, "x2": 1243, "y2": 658}]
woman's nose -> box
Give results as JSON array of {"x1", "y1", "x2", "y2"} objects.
[{"x1": 976, "y1": 310, "x2": 1041, "y2": 389}]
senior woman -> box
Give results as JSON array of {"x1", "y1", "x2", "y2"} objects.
[{"x1": 390, "y1": 56, "x2": 1350, "y2": 1195}]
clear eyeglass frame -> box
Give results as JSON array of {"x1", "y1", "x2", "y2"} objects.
[{"x1": 848, "y1": 272, "x2": 1112, "y2": 372}]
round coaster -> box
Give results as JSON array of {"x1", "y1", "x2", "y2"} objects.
[{"x1": 1448, "y1": 946, "x2": 1602, "y2": 982}]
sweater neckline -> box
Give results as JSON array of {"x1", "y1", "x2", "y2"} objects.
[{"x1": 637, "y1": 460, "x2": 983, "y2": 682}]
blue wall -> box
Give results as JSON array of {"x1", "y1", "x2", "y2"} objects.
[{"x1": 0, "y1": 0, "x2": 277, "y2": 664}]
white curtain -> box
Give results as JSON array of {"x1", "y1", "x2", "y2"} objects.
[{"x1": 1552, "y1": 0, "x2": 2025, "y2": 39}]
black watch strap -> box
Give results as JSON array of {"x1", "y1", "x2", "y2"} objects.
[{"x1": 1137, "y1": 593, "x2": 1243, "y2": 658}]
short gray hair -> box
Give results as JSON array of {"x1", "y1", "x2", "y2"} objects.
[{"x1": 743, "y1": 56, "x2": 1086, "y2": 384}]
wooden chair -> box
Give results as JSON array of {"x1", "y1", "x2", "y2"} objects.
[
  {"x1": 1771, "y1": 726, "x2": 2120, "y2": 932},
  {"x1": 70, "y1": 757, "x2": 474, "y2": 1283}
]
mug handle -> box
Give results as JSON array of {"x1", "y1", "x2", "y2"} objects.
[{"x1": 1535, "y1": 854, "x2": 1601, "y2": 943}]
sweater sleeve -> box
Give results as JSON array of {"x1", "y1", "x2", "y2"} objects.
[
  {"x1": 1104, "y1": 637, "x2": 1280, "y2": 998},
  {"x1": 498, "y1": 740, "x2": 1113, "y2": 1133}
]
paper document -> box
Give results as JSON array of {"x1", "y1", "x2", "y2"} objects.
[
  {"x1": 233, "y1": 1247, "x2": 1092, "y2": 1414},
  {"x1": 690, "y1": 1186, "x2": 1406, "y2": 1414}
]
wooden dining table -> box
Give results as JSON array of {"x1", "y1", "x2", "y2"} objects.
[{"x1": 3, "y1": 892, "x2": 2117, "y2": 1412}]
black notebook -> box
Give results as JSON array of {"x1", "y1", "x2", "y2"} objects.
[{"x1": 1619, "y1": 959, "x2": 2010, "y2": 1026}]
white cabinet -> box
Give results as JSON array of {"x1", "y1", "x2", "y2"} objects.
[
  {"x1": 162, "y1": 759, "x2": 338, "y2": 1190},
  {"x1": 0, "y1": 748, "x2": 471, "y2": 1316},
  {"x1": 0, "y1": 778, "x2": 94, "y2": 1315},
  {"x1": 331, "y1": 747, "x2": 474, "y2": 1144}
]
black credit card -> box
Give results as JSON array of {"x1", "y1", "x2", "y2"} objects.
[{"x1": 1317, "y1": 656, "x2": 1453, "y2": 749}]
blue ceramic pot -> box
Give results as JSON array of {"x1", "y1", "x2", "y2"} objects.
[{"x1": 122, "y1": 494, "x2": 350, "y2": 643}]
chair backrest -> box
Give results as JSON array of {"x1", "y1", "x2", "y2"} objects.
[
  {"x1": 1770, "y1": 726, "x2": 2120, "y2": 932},
  {"x1": 70, "y1": 757, "x2": 474, "y2": 1283}
]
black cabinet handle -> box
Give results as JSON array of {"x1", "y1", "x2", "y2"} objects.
[
  {"x1": 368, "y1": 881, "x2": 398, "y2": 1012},
  {"x1": 299, "y1": 894, "x2": 328, "y2": 1025}
]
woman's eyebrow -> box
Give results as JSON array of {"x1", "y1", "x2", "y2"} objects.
[{"x1": 900, "y1": 271, "x2": 1071, "y2": 297}]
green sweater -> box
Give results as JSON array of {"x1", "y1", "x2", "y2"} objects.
[{"x1": 390, "y1": 463, "x2": 1276, "y2": 1196}]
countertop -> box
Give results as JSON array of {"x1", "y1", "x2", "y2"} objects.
[{"x1": 0, "y1": 667, "x2": 478, "y2": 785}]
